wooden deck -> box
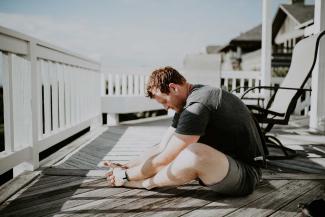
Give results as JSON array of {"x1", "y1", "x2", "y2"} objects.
[{"x1": 1, "y1": 116, "x2": 325, "y2": 217}]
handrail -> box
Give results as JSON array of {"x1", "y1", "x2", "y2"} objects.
[{"x1": 0, "y1": 25, "x2": 100, "y2": 70}]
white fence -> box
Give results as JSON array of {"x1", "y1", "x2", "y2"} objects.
[
  {"x1": 104, "y1": 73, "x2": 149, "y2": 96},
  {"x1": 101, "y1": 70, "x2": 311, "y2": 126},
  {"x1": 221, "y1": 71, "x2": 261, "y2": 98},
  {"x1": 0, "y1": 26, "x2": 102, "y2": 177},
  {"x1": 221, "y1": 70, "x2": 311, "y2": 115},
  {"x1": 101, "y1": 73, "x2": 162, "y2": 125}
]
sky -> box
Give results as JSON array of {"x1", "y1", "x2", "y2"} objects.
[{"x1": 0, "y1": 0, "x2": 315, "y2": 72}]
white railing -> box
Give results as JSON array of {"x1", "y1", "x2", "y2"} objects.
[
  {"x1": 0, "y1": 25, "x2": 102, "y2": 177},
  {"x1": 101, "y1": 73, "x2": 163, "y2": 125},
  {"x1": 220, "y1": 70, "x2": 310, "y2": 115},
  {"x1": 221, "y1": 71, "x2": 262, "y2": 100},
  {"x1": 104, "y1": 73, "x2": 149, "y2": 96}
]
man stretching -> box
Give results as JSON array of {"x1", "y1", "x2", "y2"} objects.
[{"x1": 105, "y1": 66, "x2": 264, "y2": 196}]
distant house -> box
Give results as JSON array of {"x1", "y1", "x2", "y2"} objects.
[
  {"x1": 272, "y1": 0, "x2": 314, "y2": 76},
  {"x1": 216, "y1": 0, "x2": 314, "y2": 76}
]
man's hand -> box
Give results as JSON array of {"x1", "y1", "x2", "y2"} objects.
[
  {"x1": 104, "y1": 161, "x2": 128, "y2": 187},
  {"x1": 106, "y1": 170, "x2": 115, "y2": 186},
  {"x1": 106, "y1": 167, "x2": 128, "y2": 187}
]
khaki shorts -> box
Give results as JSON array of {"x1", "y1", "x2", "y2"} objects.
[{"x1": 198, "y1": 155, "x2": 262, "y2": 196}]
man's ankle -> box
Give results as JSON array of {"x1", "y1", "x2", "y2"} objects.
[{"x1": 143, "y1": 179, "x2": 155, "y2": 190}]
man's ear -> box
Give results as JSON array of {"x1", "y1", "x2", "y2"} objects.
[{"x1": 168, "y1": 83, "x2": 177, "y2": 93}]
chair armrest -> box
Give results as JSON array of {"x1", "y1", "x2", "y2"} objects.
[
  {"x1": 240, "y1": 86, "x2": 277, "y2": 99},
  {"x1": 247, "y1": 104, "x2": 285, "y2": 117},
  {"x1": 241, "y1": 86, "x2": 311, "y2": 99},
  {"x1": 273, "y1": 87, "x2": 311, "y2": 92}
]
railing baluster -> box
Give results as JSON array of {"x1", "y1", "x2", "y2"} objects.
[
  {"x1": 51, "y1": 62, "x2": 59, "y2": 132},
  {"x1": 115, "y1": 74, "x2": 121, "y2": 96},
  {"x1": 240, "y1": 78, "x2": 244, "y2": 94},
  {"x1": 248, "y1": 79, "x2": 253, "y2": 96},
  {"x1": 140, "y1": 75, "x2": 145, "y2": 96},
  {"x1": 224, "y1": 78, "x2": 228, "y2": 90},
  {"x1": 122, "y1": 74, "x2": 127, "y2": 95},
  {"x1": 135, "y1": 74, "x2": 139, "y2": 95},
  {"x1": 231, "y1": 78, "x2": 236, "y2": 92},
  {"x1": 108, "y1": 73, "x2": 113, "y2": 96},
  {"x1": 69, "y1": 66, "x2": 75, "y2": 125},
  {"x1": 128, "y1": 74, "x2": 133, "y2": 95},
  {"x1": 41, "y1": 60, "x2": 51, "y2": 136},
  {"x1": 58, "y1": 64, "x2": 64, "y2": 128},
  {"x1": 65, "y1": 65, "x2": 71, "y2": 127}
]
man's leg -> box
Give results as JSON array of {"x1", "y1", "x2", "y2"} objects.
[{"x1": 124, "y1": 143, "x2": 229, "y2": 189}]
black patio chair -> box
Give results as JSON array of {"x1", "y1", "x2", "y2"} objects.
[{"x1": 234, "y1": 30, "x2": 325, "y2": 160}]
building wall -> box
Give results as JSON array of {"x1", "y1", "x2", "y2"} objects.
[
  {"x1": 241, "y1": 49, "x2": 261, "y2": 71},
  {"x1": 220, "y1": 51, "x2": 239, "y2": 71}
]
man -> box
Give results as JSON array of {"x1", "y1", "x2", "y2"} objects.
[{"x1": 105, "y1": 66, "x2": 264, "y2": 196}]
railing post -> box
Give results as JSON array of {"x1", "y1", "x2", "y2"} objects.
[
  {"x1": 310, "y1": 0, "x2": 325, "y2": 132},
  {"x1": 261, "y1": 0, "x2": 272, "y2": 101},
  {"x1": 27, "y1": 40, "x2": 40, "y2": 171},
  {"x1": 2, "y1": 53, "x2": 14, "y2": 154}
]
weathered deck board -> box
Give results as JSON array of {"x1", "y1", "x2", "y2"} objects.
[
  {"x1": 269, "y1": 182, "x2": 325, "y2": 217},
  {"x1": 1, "y1": 179, "x2": 107, "y2": 213},
  {"x1": 181, "y1": 180, "x2": 290, "y2": 217},
  {"x1": 226, "y1": 180, "x2": 319, "y2": 217},
  {"x1": 51, "y1": 184, "x2": 203, "y2": 217},
  {"x1": 0, "y1": 171, "x2": 41, "y2": 204},
  {"x1": 55, "y1": 119, "x2": 169, "y2": 171},
  {"x1": 0, "y1": 116, "x2": 325, "y2": 217}
]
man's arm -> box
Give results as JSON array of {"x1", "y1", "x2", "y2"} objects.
[
  {"x1": 123, "y1": 126, "x2": 176, "y2": 168},
  {"x1": 125, "y1": 133, "x2": 200, "y2": 181}
]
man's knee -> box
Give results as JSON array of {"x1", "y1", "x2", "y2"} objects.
[
  {"x1": 177, "y1": 143, "x2": 213, "y2": 165},
  {"x1": 175, "y1": 143, "x2": 204, "y2": 167},
  {"x1": 177, "y1": 143, "x2": 227, "y2": 167},
  {"x1": 186, "y1": 143, "x2": 225, "y2": 160}
]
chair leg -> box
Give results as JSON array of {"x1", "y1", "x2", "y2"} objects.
[
  {"x1": 264, "y1": 123, "x2": 274, "y2": 133},
  {"x1": 265, "y1": 135, "x2": 298, "y2": 160}
]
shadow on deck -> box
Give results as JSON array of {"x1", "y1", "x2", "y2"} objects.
[{"x1": 0, "y1": 116, "x2": 324, "y2": 217}]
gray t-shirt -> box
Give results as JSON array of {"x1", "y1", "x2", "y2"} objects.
[{"x1": 172, "y1": 84, "x2": 264, "y2": 165}]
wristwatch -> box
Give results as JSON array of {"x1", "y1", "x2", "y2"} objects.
[{"x1": 113, "y1": 168, "x2": 129, "y2": 186}]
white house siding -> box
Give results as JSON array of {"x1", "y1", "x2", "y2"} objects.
[{"x1": 220, "y1": 51, "x2": 236, "y2": 71}]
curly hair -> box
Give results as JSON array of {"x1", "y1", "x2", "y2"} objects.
[{"x1": 146, "y1": 67, "x2": 186, "y2": 98}]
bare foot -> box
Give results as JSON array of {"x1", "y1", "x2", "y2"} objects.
[{"x1": 103, "y1": 161, "x2": 128, "y2": 169}]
